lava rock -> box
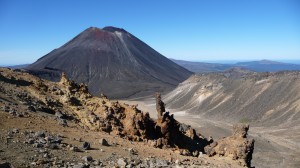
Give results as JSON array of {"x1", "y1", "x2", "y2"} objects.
[
  {"x1": 26, "y1": 138, "x2": 35, "y2": 144},
  {"x1": 73, "y1": 163, "x2": 88, "y2": 168},
  {"x1": 82, "y1": 156, "x2": 93, "y2": 162},
  {"x1": 99, "y1": 138, "x2": 109, "y2": 146},
  {"x1": 0, "y1": 162, "x2": 13, "y2": 168},
  {"x1": 58, "y1": 119, "x2": 67, "y2": 127},
  {"x1": 70, "y1": 146, "x2": 80, "y2": 152},
  {"x1": 28, "y1": 105, "x2": 36, "y2": 112},
  {"x1": 117, "y1": 158, "x2": 127, "y2": 167},
  {"x1": 33, "y1": 143, "x2": 43, "y2": 148},
  {"x1": 34, "y1": 131, "x2": 45, "y2": 138},
  {"x1": 82, "y1": 142, "x2": 90, "y2": 150},
  {"x1": 12, "y1": 128, "x2": 19, "y2": 133},
  {"x1": 47, "y1": 143, "x2": 59, "y2": 150}
]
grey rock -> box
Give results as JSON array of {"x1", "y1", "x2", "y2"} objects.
[
  {"x1": 126, "y1": 163, "x2": 134, "y2": 168},
  {"x1": 99, "y1": 138, "x2": 109, "y2": 146},
  {"x1": 3, "y1": 106, "x2": 10, "y2": 112},
  {"x1": 117, "y1": 158, "x2": 127, "y2": 167},
  {"x1": 12, "y1": 128, "x2": 19, "y2": 133},
  {"x1": 82, "y1": 156, "x2": 93, "y2": 162},
  {"x1": 128, "y1": 148, "x2": 137, "y2": 155},
  {"x1": 55, "y1": 111, "x2": 63, "y2": 118},
  {"x1": 16, "y1": 112, "x2": 24, "y2": 117},
  {"x1": 44, "y1": 136, "x2": 53, "y2": 142},
  {"x1": 27, "y1": 138, "x2": 35, "y2": 144},
  {"x1": 58, "y1": 119, "x2": 67, "y2": 127},
  {"x1": 92, "y1": 159, "x2": 101, "y2": 165},
  {"x1": 47, "y1": 143, "x2": 59, "y2": 149},
  {"x1": 155, "y1": 159, "x2": 169, "y2": 166},
  {"x1": 82, "y1": 141, "x2": 90, "y2": 150},
  {"x1": 28, "y1": 105, "x2": 36, "y2": 112},
  {"x1": 73, "y1": 163, "x2": 88, "y2": 168},
  {"x1": 33, "y1": 143, "x2": 43, "y2": 148},
  {"x1": 52, "y1": 137, "x2": 62, "y2": 144},
  {"x1": 0, "y1": 162, "x2": 13, "y2": 168},
  {"x1": 43, "y1": 153, "x2": 49, "y2": 158},
  {"x1": 179, "y1": 123, "x2": 191, "y2": 132},
  {"x1": 36, "y1": 138, "x2": 47, "y2": 144},
  {"x1": 70, "y1": 146, "x2": 80, "y2": 152},
  {"x1": 34, "y1": 131, "x2": 45, "y2": 138}
]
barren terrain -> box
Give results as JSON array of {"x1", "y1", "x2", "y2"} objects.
[
  {"x1": 125, "y1": 96, "x2": 300, "y2": 168},
  {"x1": 0, "y1": 68, "x2": 250, "y2": 167}
]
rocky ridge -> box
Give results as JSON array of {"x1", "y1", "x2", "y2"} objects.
[
  {"x1": 165, "y1": 70, "x2": 300, "y2": 126},
  {"x1": 0, "y1": 68, "x2": 254, "y2": 167}
]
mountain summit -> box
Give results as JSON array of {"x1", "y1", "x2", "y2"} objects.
[{"x1": 27, "y1": 26, "x2": 192, "y2": 98}]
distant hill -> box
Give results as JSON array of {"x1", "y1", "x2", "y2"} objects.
[
  {"x1": 234, "y1": 60, "x2": 300, "y2": 72},
  {"x1": 164, "y1": 69, "x2": 300, "y2": 126},
  {"x1": 170, "y1": 59, "x2": 232, "y2": 73},
  {"x1": 27, "y1": 26, "x2": 192, "y2": 99},
  {"x1": 171, "y1": 59, "x2": 300, "y2": 73},
  {"x1": 2, "y1": 64, "x2": 29, "y2": 69}
]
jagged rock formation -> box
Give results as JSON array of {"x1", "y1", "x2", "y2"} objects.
[
  {"x1": 26, "y1": 26, "x2": 192, "y2": 99},
  {"x1": 155, "y1": 92, "x2": 165, "y2": 119},
  {"x1": 0, "y1": 68, "x2": 255, "y2": 167},
  {"x1": 57, "y1": 72, "x2": 155, "y2": 141},
  {"x1": 205, "y1": 124, "x2": 255, "y2": 167},
  {"x1": 151, "y1": 93, "x2": 209, "y2": 154}
]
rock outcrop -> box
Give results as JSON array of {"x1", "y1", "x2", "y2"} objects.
[
  {"x1": 0, "y1": 68, "x2": 255, "y2": 167},
  {"x1": 204, "y1": 124, "x2": 255, "y2": 167},
  {"x1": 152, "y1": 93, "x2": 209, "y2": 154}
]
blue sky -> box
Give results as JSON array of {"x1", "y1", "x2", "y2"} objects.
[{"x1": 0, "y1": 0, "x2": 299, "y2": 65}]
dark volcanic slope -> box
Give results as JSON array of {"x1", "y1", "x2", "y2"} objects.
[{"x1": 27, "y1": 27, "x2": 192, "y2": 98}]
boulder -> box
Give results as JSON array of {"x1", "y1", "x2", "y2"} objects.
[
  {"x1": 82, "y1": 141, "x2": 91, "y2": 150},
  {"x1": 99, "y1": 138, "x2": 109, "y2": 146},
  {"x1": 204, "y1": 124, "x2": 255, "y2": 167},
  {"x1": 117, "y1": 158, "x2": 127, "y2": 167},
  {"x1": 82, "y1": 156, "x2": 93, "y2": 162},
  {"x1": 34, "y1": 131, "x2": 45, "y2": 138}
]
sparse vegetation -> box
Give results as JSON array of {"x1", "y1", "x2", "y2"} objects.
[{"x1": 239, "y1": 118, "x2": 251, "y2": 123}]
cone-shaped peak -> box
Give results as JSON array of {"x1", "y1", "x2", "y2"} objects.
[
  {"x1": 27, "y1": 25, "x2": 192, "y2": 99},
  {"x1": 83, "y1": 27, "x2": 104, "y2": 33},
  {"x1": 103, "y1": 26, "x2": 127, "y2": 33}
]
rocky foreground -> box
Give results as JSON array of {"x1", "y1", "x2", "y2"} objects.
[{"x1": 0, "y1": 68, "x2": 254, "y2": 167}]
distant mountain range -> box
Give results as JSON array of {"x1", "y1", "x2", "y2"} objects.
[
  {"x1": 6, "y1": 64, "x2": 30, "y2": 69},
  {"x1": 171, "y1": 59, "x2": 300, "y2": 73},
  {"x1": 26, "y1": 27, "x2": 192, "y2": 99}
]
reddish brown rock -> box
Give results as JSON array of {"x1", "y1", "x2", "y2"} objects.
[{"x1": 204, "y1": 124, "x2": 254, "y2": 167}]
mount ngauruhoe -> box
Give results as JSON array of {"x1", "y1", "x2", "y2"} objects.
[{"x1": 27, "y1": 26, "x2": 192, "y2": 98}]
